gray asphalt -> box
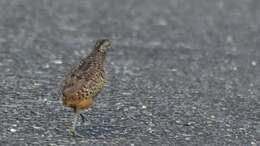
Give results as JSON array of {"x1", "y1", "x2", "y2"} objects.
[{"x1": 0, "y1": 0, "x2": 259, "y2": 145}]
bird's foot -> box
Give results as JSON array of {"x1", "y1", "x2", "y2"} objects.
[{"x1": 69, "y1": 129, "x2": 83, "y2": 138}]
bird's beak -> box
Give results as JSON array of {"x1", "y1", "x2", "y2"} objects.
[
  {"x1": 108, "y1": 41, "x2": 112, "y2": 49},
  {"x1": 109, "y1": 44, "x2": 112, "y2": 49}
]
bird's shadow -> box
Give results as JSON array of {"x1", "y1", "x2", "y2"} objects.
[{"x1": 76, "y1": 124, "x2": 125, "y2": 138}]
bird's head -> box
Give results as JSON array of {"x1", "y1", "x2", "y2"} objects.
[{"x1": 95, "y1": 39, "x2": 112, "y2": 53}]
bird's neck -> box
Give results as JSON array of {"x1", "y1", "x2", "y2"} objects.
[{"x1": 93, "y1": 49, "x2": 106, "y2": 66}]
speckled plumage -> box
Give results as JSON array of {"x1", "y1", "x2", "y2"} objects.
[{"x1": 60, "y1": 39, "x2": 111, "y2": 136}]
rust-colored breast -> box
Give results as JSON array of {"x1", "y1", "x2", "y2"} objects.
[{"x1": 63, "y1": 96, "x2": 93, "y2": 110}]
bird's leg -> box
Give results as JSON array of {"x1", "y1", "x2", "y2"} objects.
[
  {"x1": 80, "y1": 113, "x2": 86, "y2": 123},
  {"x1": 69, "y1": 108, "x2": 82, "y2": 137}
]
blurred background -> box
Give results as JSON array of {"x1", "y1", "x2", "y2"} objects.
[{"x1": 0, "y1": 0, "x2": 259, "y2": 145}]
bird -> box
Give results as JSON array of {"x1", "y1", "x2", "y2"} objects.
[{"x1": 60, "y1": 39, "x2": 112, "y2": 136}]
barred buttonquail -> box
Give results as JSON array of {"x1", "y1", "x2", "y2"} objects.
[{"x1": 60, "y1": 39, "x2": 111, "y2": 136}]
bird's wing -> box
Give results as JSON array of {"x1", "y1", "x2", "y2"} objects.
[
  {"x1": 77, "y1": 50, "x2": 97, "y2": 72},
  {"x1": 62, "y1": 69, "x2": 97, "y2": 97}
]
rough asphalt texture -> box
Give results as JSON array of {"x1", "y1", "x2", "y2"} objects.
[{"x1": 0, "y1": 0, "x2": 260, "y2": 145}]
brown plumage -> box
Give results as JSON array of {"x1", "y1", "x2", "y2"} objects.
[{"x1": 60, "y1": 39, "x2": 112, "y2": 136}]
